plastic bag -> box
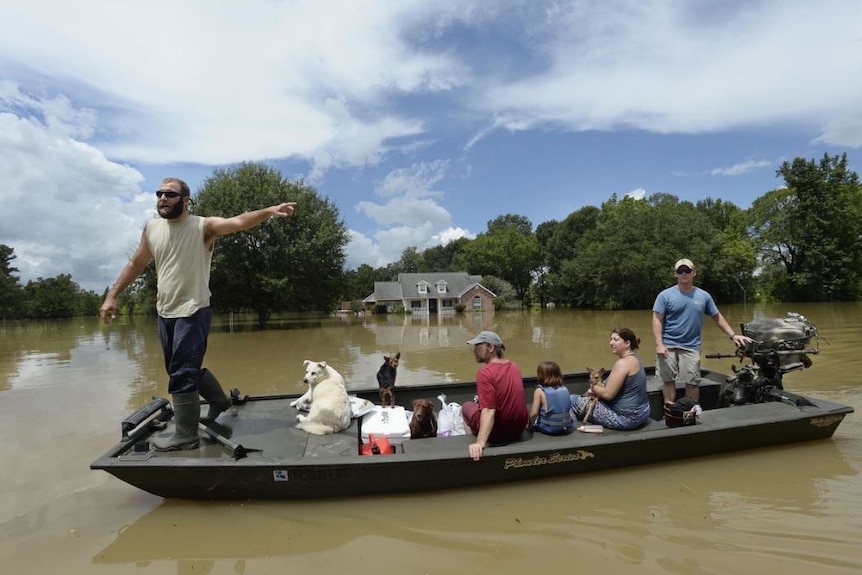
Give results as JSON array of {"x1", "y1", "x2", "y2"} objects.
[
  {"x1": 450, "y1": 403, "x2": 466, "y2": 435},
  {"x1": 437, "y1": 394, "x2": 456, "y2": 436},
  {"x1": 437, "y1": 394, "x2": 466, "y2": 436}
]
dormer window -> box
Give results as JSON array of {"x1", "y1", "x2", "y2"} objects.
[
  {"x1": 418, "y1": 281, "x2": 428, "y2": 295},
  {"x1": 436, "y1": 280, "x2": 447, "y2": 294}
]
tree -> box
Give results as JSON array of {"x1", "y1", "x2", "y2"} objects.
[
  {"x1": 540, "y1": 206, "x2": 601, "y2": 275},
  {"x1": 396, "y1": 246, "x2": 423, "y2": 273},
  {"x1": 195, "y1": 162, "x2": 349, "y2": 326},
  {"x1": 477, "y1": 275, "x2": 517, "y2": 309},
  {"x1": 770, "y1": 153, "x2": 862, "y2": 301},
  {"x1": 421, "y1": 237, "x2": 469, "y2": 272},
  {"x1": 0, "y1": 245, "x2": 23, "y2": 319},
  {"x1": 749, "y1": 154, "x2": 862, "y2": 301},
  {"x1": 487, "y1": 214, "x2": 533, "y2": 236},
  {"x1": 341, "y1": 264, "x2": 395, "y2": 302},
  {"x1": 458, "y1": 215, "x2": 541, "y2": 303},
  {"x1": 22, "y1": 274, "x2": 81, "y2": 318},
  {"x1": 696, "y1": 198, "x2": 756, "y2": 304},
  {"x1": 560, "y1": 194, "x2": 722, "y2": 309}
]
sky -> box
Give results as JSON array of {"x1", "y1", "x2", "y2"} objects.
[{"x1": 1, "y1": 0, "x2": 861, "y2": 293}]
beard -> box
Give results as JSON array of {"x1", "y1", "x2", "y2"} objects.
[{"x1": 158, "y1": 201, "x2": 185, "y2": 220}]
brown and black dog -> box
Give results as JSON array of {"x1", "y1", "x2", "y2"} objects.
[
  {"x1": 376, "y1": 352, "x2": 400, "y2": 407},
  {"x1": 409, "y1": 398, "x2": 437, "y2": 439}
]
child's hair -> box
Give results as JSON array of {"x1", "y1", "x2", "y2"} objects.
[{"x1": 536, "y1": 360, "x2": 564, "y2": 388}]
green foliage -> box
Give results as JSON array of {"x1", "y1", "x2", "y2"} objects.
[
  {"x1": 420, "y1": 237, "x2": 470, "y2": 272},
  {"x1": 778, "y1": 154, "x2": 861, "y2": 300},
  {"x1": 373, "y1": 303, "x2": 388, "y2": 314},
  {"x1": 0, "y1": 244, "x2": 23, "y2": 319},
  {"x1": 340, "y1": 264, "x2": 392, "y2": 303},
  {"x1": 196, "y1": 162, "x2": 349, "y2": 326},
  {"x1": 397, "y1": 247, "x2": 423, "y2": 273},
  {"x1": 487, "y1": 214, "x2": 533, "y2": 235},
  {"x1": 478, "y1": 275, "x2": 517, "y2": 309},
  {"x1": 459, "y1": 215, "x2": 541, "y2": 303},
  {"x1": 557, "y1": 194, "x2": 728, "y2": 309},
  {"x1": 539, "y1": 206, "x2": 601, "y2": 275},
  {"x1": 749, "y1": 153, "x2": 862, "y2": 301},
  {"x1": 22, "y1": 274, "x2": 82, "y2": 318}
]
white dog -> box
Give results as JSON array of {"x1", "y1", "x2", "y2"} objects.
[{"x1": 290, "y1": 360, "x2": 352, "y2": 435}]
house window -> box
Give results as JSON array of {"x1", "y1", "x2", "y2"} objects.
[
  {"x1": 436, "y1": 281, "x2": 447, "y2": 294},
  {"x1": 472, "y1": 295, "x2": 482, "y2": 310},
  {"x1": 411, "y1": 300, "x2": 421, "y2": 309},
  {"x1": 418, "y1": 282, "x2": 428, "y2": 295}
]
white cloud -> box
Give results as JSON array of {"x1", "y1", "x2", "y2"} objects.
[
  {"x1": 0, "y1": 113, "x2": 147, "y2": 291},
  {"x1": 469, "y1": 1, "x2": 862, "y2": 145},
  {"x1": 433, "y1": 227, "x2": 473, "y2": 244},
  {"x1": 2, "y1": 0, "x2": 861, "y2": 289},
  {"x1": 711, "y1": 159, "x2": 772, "y2": 176},
  {"x1": 348, "y1": 160, "x2": 472, "y2": 266},
  {"x1": 624, "y1": 187, "x2": 647, "y2": 200},
  {"x1": 375, "y1": 161, "x2": 449, "y2": 199},
  {"x1": 0, "y1": 0, "x2": 461, "y2": 168}
]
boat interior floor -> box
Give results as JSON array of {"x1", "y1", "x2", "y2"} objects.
[{"x1": 135, "y1": 393, "x2": 840, "y2": 462}]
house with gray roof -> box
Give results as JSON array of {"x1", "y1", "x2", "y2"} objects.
[{"x1": 363, "y1": 272, "x2": 496, "y2": 315}]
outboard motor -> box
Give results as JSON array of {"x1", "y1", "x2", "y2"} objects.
[{"x1": 722, "y1": 312, "x2": 819, "y2": 405}]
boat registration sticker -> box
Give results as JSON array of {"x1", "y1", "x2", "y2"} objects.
[{"x1": 273, "y1": 470, "x2": 289, "y2": 482}]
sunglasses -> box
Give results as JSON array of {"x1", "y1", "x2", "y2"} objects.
[
  {"x1": 676, "y1": 268, "x2": 693, "y2": 274},
  {"x1": 155, "y1": 190, "x2": 184, "y2": 199}
]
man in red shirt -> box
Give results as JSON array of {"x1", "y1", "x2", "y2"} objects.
[{"x1": 462, "y1": 331, "x2": 529, "y2": 461}]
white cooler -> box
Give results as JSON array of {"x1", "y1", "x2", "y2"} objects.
[{"x1": 361, "y1": 406, "x2": 411, "y2": 444}]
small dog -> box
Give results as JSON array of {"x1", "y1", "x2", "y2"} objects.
[
  {"x1": 376, "y1": 352, "x2": 400, "y2": 407},
  {"x1": 587, "y1": 367, "x2": 606, "y2": 388},
  {"x1": 290, "y1": 360, "x2": 352, "y2": 435},
  {"x1": 580, "y1": 367, "x2": 606, "y2": 423},
  {"x1": 409, "y1": 398, "x2": 438, "y2": 439}
]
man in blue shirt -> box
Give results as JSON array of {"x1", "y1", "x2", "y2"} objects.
[{"x1": 652, "y1": 258, "x2": 752, "y2": 404}]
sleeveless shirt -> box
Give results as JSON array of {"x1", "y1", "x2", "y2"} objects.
[{"x1": 145, "y1": 215, "x2": 212, "y2": 318}]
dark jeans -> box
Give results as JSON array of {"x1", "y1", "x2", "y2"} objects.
[{"x1": 158, "y1": 307, "x2": 213, "y2": 394}]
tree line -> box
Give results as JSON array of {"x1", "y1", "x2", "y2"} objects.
[{"x1": 2, "y1": 154, "x2": 860, "y2": 322}]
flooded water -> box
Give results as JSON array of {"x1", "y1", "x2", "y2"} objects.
[{"x1": 1, "y1": 303, "x2": 861, "y2": 574}]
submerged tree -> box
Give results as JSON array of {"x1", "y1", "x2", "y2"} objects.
[
  {"x1": 751, "y1": 153, "x2": 862, "y2": 301},
  {"x1": 0, "y1": 245, "x2": 23, "y2": 319},
  {"x1": 195, "y1": 162, "x2": 349, "y2": 326},
  {"x1": 459, "y1": 214, "x2": 541, "y2": 303}
]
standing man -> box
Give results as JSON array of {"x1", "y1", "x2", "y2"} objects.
[
  {"x1": 462, "y1": 331, "x2": 528, "y2": 461},
  {"x1": 652, "y1": 258, "x2": 752, "y2": 404},
  {"x1": 100, "y1": 177, "x2": 296, "y2": 451}
]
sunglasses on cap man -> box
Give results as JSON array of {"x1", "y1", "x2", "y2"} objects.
[{"x1": 676, "y1": 267, "x2": 693, "y2": 274}]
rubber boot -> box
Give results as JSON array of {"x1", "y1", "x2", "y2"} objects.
[
  {"x1": 199, "y1": 368, "x2": 231, "y2": 422},
  {"x1": 153, "y1": 392, "x2": 200, "y2": 451}
]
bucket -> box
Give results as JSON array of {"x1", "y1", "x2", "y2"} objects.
[{"x1": 664, "y1": 405, "x2": 697, "y2": 428}]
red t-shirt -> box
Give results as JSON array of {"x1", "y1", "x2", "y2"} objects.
[{"x1": 476, "y1": 360, "x2": 529, "y2": 442}]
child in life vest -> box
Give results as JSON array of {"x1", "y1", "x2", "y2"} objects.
[{"x1": 529, "y1": 361, "x2": 574, "y2": 435}]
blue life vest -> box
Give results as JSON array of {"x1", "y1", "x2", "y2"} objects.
[{"x1": 535, "y1": 385, "x2": 573, "y2": 435}]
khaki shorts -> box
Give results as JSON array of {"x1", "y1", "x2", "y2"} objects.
[{"x1": 656, "y1": 347, "x2": 701, "y2": 386}]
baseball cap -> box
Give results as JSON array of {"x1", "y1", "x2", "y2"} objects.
[
  {"x1": 674, "y1": 258, "x2": 695, "y2": 271},
  {"x1": 466, "y1": 330, "x2": 505, "y2": 349}
]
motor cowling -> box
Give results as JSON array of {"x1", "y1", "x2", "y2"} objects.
[
  {"x1": 725, "y1": 313, "x2": 819, "y2": 405},
  {"x1": 741, "y1": 312, "x2": 818, "y2": 375}
]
